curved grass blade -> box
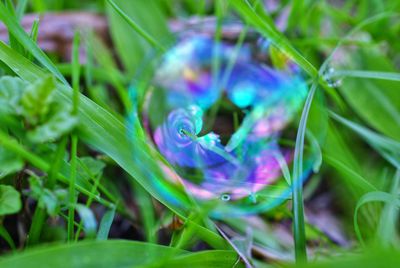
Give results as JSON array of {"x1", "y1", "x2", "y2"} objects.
[{"x1": 354, "y1": 190, "x2": 400, "y2": 244}]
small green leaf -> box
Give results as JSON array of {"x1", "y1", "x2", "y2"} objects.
[
  {"x1": 28, "y1": 176, "x2": 68, "y2": 216},
  {"x1": 78, "y1": 157, "x2": 106, "y2": 178},
  {"x1": 96, "y1": 207, "x2": 116, "y2": 241},
  {"x1": 75, "y1": 204, "x2": 98, "y2": 238},
  {"x1": 0, "y1": 76, "x2": 26, "y2": 115},
  {"x1": 0, "y1": 146, "x2": 24, "y2": 178},
  {"x1": 27, "y1": 105, "x2": 78, "y2": 143},
  {"x1": 0, "y1": 185, "x2": 21, "y2": 215},
  {"x1": 20, "y1": 75, "x2": 55, "y2": 125}
]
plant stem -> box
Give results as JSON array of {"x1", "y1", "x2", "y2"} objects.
[{"x1": 67, "y1": 135, "x2": 78, "y2": 242}]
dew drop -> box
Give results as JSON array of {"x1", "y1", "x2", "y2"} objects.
[{"x1": 221, "y1": 194, "x2": 231, "y2": 202}]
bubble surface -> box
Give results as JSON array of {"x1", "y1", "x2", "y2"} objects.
[{"x1": 139, "y1": 33, "x2": 310, "y2": 216}]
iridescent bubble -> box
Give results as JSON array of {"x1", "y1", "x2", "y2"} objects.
[{"x1": 139, "y1": 31, "x2": 311, "y2": 216}]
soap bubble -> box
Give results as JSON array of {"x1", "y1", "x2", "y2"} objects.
[{"x1": 133, "y1": 28, "x2": 313, "y2": 217}]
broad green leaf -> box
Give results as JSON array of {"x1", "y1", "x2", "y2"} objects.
[
  {"x1": 0, "y1": 240, "x2": 239, "y2": 268},
  {"x1": 161, "y1": 250, "x2": 242, "y2": 268},
  {"x1": 0, "y1": 240, "x2": 186, "y2": 268},
  {"x1": 0, "y1": 185, "x2": 21, "y2": 215},
  {"x1": 292, "y1": 247, "x2": 400, "y2": 268}
]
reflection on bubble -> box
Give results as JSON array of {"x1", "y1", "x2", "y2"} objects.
[{"x1": 140, "y1": 33, "x2": 311, "y2": 216}]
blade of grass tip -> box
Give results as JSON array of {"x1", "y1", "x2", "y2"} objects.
[
  {"x1": 105, "y1": 0, "x2": 166, "y2": 52},
  {"x1": 27, "y1": 137, "x2": 68, "y2": 246},
  {"x1": 27, "y1": 19, "x2": 40, "y2": 61},
  {"x1": 96, "y1": 206, "x2": 116, "y2": 240},
  {"x1": 292, "y1": 81, "x2": 318, "y2": 263},
  {"x1": 68, "y1": 31, "x2": 81, "y2": 242},
  {"x1": 0, "y1": 1, "x2": 67, "y2": 85},
  {"x1": 0, "y1": 225, "x2": 16, "y2": 251},
  {"x1": 328, "y1": 70, "x2": 400, "y2": 82}
]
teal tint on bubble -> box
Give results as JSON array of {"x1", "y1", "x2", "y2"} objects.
[
  {"x1": 229, "y1": 81, "x2": 257, "y2": 108},
  {"x1": 133, "y1": 27, "x2": 313, "y2": 217}
]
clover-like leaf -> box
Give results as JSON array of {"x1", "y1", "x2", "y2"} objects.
[
  {"x1": 27, "y1": 104, "x2": 78, "y2": 143},
  {"x1": 0, "y1": 185, "x2": 22, "y2": 216},
  {"x1": 20, "y1": 75, "x2": 56, "y2": 125}
]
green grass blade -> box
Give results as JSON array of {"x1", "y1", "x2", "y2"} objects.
[
  {"x1": 330, "y1": 70, "x2": 400, "y2": 82},
  {"x1": 0, "y1": 225, "x2": 16, "y2": 250},
  {"x1": 291, "y1": 82, "x2": 319, "y2": 263},
  {"x1": 68, "y1": 135, "x2": 78, "y2": 241},
  {"x1": 0, "y1": 2, "x2": 67, "y2": 84},
  {"x1": 96, "y1": 207, "x2": 116, "y2": 240},
  {"x1": 105, "y1": 0, "x2": 165, "y2": 52},
  {"x1": 229, "y1": 0, "x2": 318, "y2": 78}
]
